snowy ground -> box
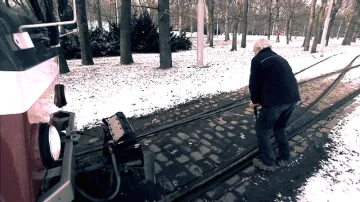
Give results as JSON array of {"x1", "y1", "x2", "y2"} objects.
[
  {"x1": 296, "y1": 96, "x2": 360, "y2": 202},
  {"x1": 61, "y1": 35, "x2": 360, "y2": 129}
]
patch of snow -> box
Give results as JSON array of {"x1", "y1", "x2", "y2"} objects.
[
  {"x1": 296, "y1": 96, "x2": 360, "y2": 202},
  {"x1": 62, "y1": 35, "x2": 360, "y2": 129}
]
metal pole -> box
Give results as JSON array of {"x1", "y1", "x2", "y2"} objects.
[
  {"x1": 320, "y1": 0, "x2": 334, "y2": 53},
  {"x1": 197, "y1": 0, "x2": 204, "y2": 66}
]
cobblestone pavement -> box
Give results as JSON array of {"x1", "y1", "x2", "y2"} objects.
[
  {"x1": 73, "y1": 68, "x2": 359, "y2": 201},
  {"x1": 195, "y1": 93, "x2": 360, "y2": 202},
  {"x1": 72, "y1": 72, "x2": 341, "y2": 155}
]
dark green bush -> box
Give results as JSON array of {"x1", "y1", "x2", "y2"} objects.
[
  {"x1": 105, "y1": 23, "x2": 120, "y2": 56},
  {"x1": 61, "y1": 11, "x2": 192, "y2": 59},
  {"x1": 170, "y1": 29, "x2": 192, "y2": 52},
  {"x1": 60, "y1": 34, "x2": 81, "y2": 59},
  {"x1": 131, "y1": 11, "x2": 159, "y2": 53},
  {"x1": 89, "y1": 27, "x2": 111, "y2": 57}
]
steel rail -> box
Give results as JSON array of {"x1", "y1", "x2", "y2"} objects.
[
  {"x1": 175, "y1": 87, "x2": 360, "y2": 202},
  {"x1": 161, "y1": 55, "x2": 360, "y2": 202},
  {"x1": 73, "y1": 61, "x2": 359, "y2": 159}
]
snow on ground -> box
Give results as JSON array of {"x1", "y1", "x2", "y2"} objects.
[
  {"x1": 296, "y1": 96, "x2": 360, "y2": 202},
  {"x1": 62, "y1": 35, "x2": 360, "y2": 129}
]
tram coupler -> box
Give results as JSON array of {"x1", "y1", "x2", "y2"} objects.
[{"x1": 102, "y1": 112, "x2": 156, "y2": 183}]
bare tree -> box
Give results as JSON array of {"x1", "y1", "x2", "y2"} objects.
[
  {"x1": 224, "y1": 0, "x2": 230, "y2": 41},
  {"x1": 158, "y1": 0, "x2": 172, "y2": 68},
  {"x1": 342, "y1": 0, "x2": 360, "y2": 45},
  {"x1": 241, "y1": 0, "x2": 248, "y2": 48},
  {"x1": 177, "y1": 0, "x2": 184, "y2": 32},
  {"x1": 352, "y1": 23, "x2": 360, "y2": 42},
  {"x1": 204, "y1": 0, "x2": 210, "y2": 43},
  {"x1": 285, "y1": 0, "x2": 295, "y2": 44},
  {"x1": 189, "y1": 0, "x2": 195, "y2": 33},
  {"x1": 95, "y1": 0, "x2": 103, "y2": 28},
  {"x1": 230, "y1": 0, "x2": 243, "y2": 51},
  {"x1": 325, "y1": 0, "x2": 342, "y2": 45},
  {"x1": 120, "y1": 0, "x2": 134, "y2": 64},
  {"x1": 275, "y1": 0, "x2": 280, "y2": 42},
  {"x1": 267, "y1": 0, "x2": 273, "y2": 40},
  {"x1": 76, "y1": 0, "x2": 94, "y2": 65},
  {"x1": 208, "y1": 0, "x2": 214, "y2": 47},
  {"x1": 311, "y1": 0, "x2": 327, "y2": 53},
  {"x1": 352, "y1": 25, "x2": 360, "y2": 43},
  {"x1": 205, "y1": 0, "x2": 214, "y2": 46},
  {"x1": 303, "y1": 0, "x2": 317, "y2": 51}
]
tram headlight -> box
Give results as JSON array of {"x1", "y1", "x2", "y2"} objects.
[
  {"x1": 38, "y1": 123, "x2": 61, "y2": 167},
  {"x1": 48, "y1": 125, "x2": 61, "y2": 161}
]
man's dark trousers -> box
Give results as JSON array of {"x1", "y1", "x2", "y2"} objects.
[{"x1": 255, "y1": 102, "x2": 296, "y2": 166}]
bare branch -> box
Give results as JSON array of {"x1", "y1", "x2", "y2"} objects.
[{"x1": 131, "y1": 4, "x2": 158, "y2": 10}]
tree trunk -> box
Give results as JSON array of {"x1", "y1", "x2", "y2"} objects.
[
  {"x1": 351, "y1": 22, "x2": 360, "y2": 42},
  {"x1": 179, "y1": 14, "x2": 183, "y2": 32},
  {"x1": 178, "y1": 2, "x2": 183, "y2": 32},
  {"x1": 76, "y1": 0, "x2": 94, "y2": 65},
  {"x1": 326, "y1": 0, "x2": 341, "y2": 46},
  {"x1": 230, "y1": 19, "x2": 239, "y2": 51},
  {"x1": 52, "y1": 0, "x2": 65, "y2": 34},
  {"x1": 115, "y1": 0, "x2": 119, "y2": 26},
  {"x1": 230, "y1": 0, "x2": 242, "y2": 51},
  {"x1": 158, "y1": 0, "x2": 172, "y2": 68},
  {"x1": 304, "y1": 0, "x2": 317, "y2": 51},
  {"x1": 342, "y1": 0, "x2": 360, "y2": 45},
  {"x1": 317, "y1": 23, "x2": 324, "y2": 44},
  {"x1": 286, "y1": 18, "x2": 291, "y2": 44},
  {"x1": 326, "y1": 17, "x2": 335, "y2": 46},
  {"x1": 302, "y1": 23, "x2": 307, "y2": 37},
  {"x1": 336, "y1": 20, "x2": 343, "y2": 39},
  {"x1": 241, "y1": 0, "x2": 248, "y2": 48},
  {"x1": 208, "y1": 0, "x2": 214, "y2": 47},
  {"x1": 190, "y1": 16, "x2": 194, "y2": 33},
  {"x1": 355, "y1": 27, "x2": 360, "y2": 42},
  {"x1": 286, "y1": 0, "x2": 294, "y2": 44},
  {"x1": 96, "y1": 0, "x2": 102, "y2": 28},
  {"x1": 342, "y1": 15, "x2": 359, "y2": 45},
  {"x1": 268, "y1": 0, "x2": 273, "y2": 40},
  {"x1": 311, "y1": 0, "x2": 326, "y2": 53},
  {"x1": 120, "y1": 0, "x2": 133, "y2": 64},
  {"x1": 289, "y1": 19, "x2": 293, "y2": 42},
  {"x1": 109, "y1": 0, "x2": 113, "y2": 24},
  {"x1": 225, "y1": 0, "x2": 230, "y2": 41},
  {"x1": 204, "y1": 0, "x2": 210, "y2": 43},
  {"x1": 276, "y1": 0, "x2": 280, "y2": 42},
  {"x1": 204, "y1": 0, "x2": 214, "y2": 46},
  {"x1": 149, "y1": 0, "x2": 157, "y2": 21}
]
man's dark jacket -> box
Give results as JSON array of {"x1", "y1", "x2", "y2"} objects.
[{"x1": 249, "y1": 47, "x2": 301, "y2": 107}]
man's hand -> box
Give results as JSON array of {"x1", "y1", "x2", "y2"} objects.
[{"x1": 249, "y1": 101, "x2": 261, "y2": 107}]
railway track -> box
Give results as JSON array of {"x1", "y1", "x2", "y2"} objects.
[
  {"x1": 73, "y1": 53, "x2": 359, "y2": 159},
  {"x1": 165, "y1": 89, "x2": 360, "y2": 202},
  {"x1": 158, "y1": 54, "x2": 360, "y2": 202},
  {"x1": 69, "y1": 54, "x2": 360, "y2": 202}
]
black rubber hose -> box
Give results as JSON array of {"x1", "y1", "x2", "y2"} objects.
[{"x1": 76, "y1": 152, "x2": 121, "y2": 201}]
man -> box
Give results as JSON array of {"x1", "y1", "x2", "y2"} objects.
[{"x1": 249, "y1": 39, "x2": 301, "y2": 171}]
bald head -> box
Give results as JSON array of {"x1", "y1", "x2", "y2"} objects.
[{"x1": 253, "y1": 39, "x2": 272, "y2": 55}]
